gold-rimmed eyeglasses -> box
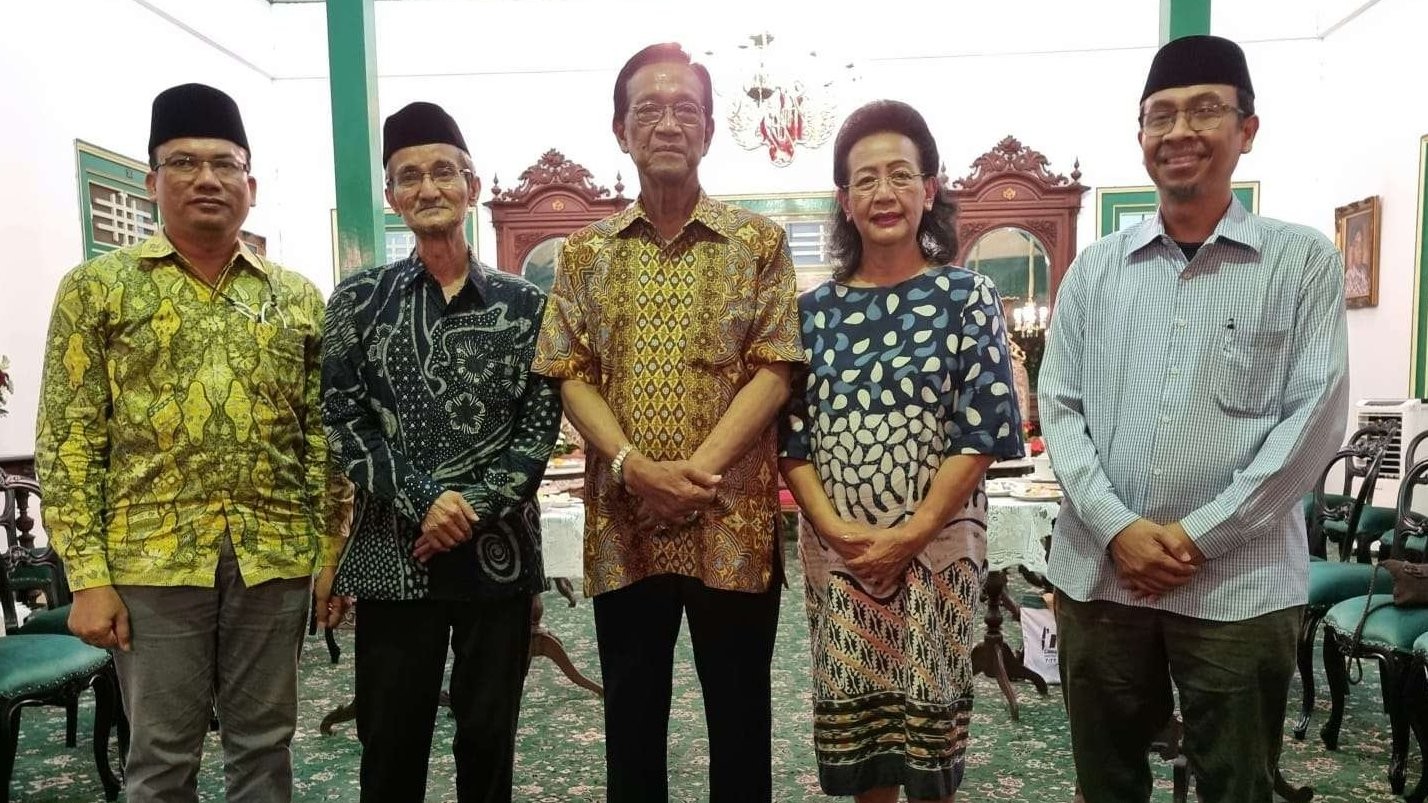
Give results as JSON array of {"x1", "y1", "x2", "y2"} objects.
[
  {"x1": 1139, "y1": 102, "x2": 1243, "y2": 136},
  {"x1": 842, "y1": 170, "x2": 927, "y2": 197},
  {"x1": 389, "y1": 165, "x2": 474, "y2": 191},
  {"x1": 631, "y1": 101, "x2": 705, "y2": 127},
  {"x1": 155, "y1": 155, "x2": 249, "y2": 181}
]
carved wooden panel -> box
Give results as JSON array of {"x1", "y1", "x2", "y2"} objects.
[
  {"x1": 944, "y1": 136, "x2": 1086, "y2": 312},
  {"x1": 484, "y1": 150, "x2": 631, "y2": 277}
]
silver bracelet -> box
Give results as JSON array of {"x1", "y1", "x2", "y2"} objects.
[{"x1": 610, "y1": 444, "x2": 637, "y2": 489}]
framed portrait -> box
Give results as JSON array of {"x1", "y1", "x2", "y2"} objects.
[
  {"x1": 1095, "y1": 181, "x2": 1260, "y2": 237},
  {"x1": 1335, "y1": 195, "x2": 1381, "y2": 309}
]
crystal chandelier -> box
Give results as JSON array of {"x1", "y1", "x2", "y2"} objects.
[
  {"x1": 1012, "y1": 300, "x2": 1050, "y2": 335},
  {"x1": 714, "y1": 33, "x2": 853, "y2": 167}
]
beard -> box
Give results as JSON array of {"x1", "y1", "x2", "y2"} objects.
[{"x1": 1161, "y1": 180, "x2": 1201, "y2": 202}]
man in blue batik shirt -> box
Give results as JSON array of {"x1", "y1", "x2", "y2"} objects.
[
  {"x1": 322, "y1": 101, "x2": 560, "y2": 803},
  {"x1": 1040, "y1": 36, "x2": 1349, "y2": 803}
]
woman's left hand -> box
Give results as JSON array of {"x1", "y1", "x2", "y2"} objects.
[{"x1": 845, "y1": 526, "x2": 926, "y2": 592}]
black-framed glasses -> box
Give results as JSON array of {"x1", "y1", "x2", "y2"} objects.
[
  {"x1": 218, "y1": 290, "x2": 289, "y2": 327},
  {"x1": 155, "y1": 155, "x2": 249, "y2": 180},
  {"x1": 389, "y1": 165, "x2": 473, "y2": 191},
  {"x1": 843, "y1": 170, "x2": 927, "y2": 197},
  {"x1": 1140, "y1": 102, "x2": 1243, "y2": 136},
  {"x1": 631, "y1": 101, "x2": 705, "y2": 127}
]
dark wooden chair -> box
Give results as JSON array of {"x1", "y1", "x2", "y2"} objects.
[
  {"x1": 0, "y1": 471, "x2": 69, "y2": 612},
  {"x1": 1321, "y1": 456, "x2": 1428, "y2": 794},
  {"x1": 1296, "y1": 425, "x2": 1397, "y2": 739},
  {"x1": 0, "y1": 542, "x2": 122, "y2": 802}
]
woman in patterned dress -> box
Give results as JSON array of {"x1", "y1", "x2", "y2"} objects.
[{"x1": 780, "y1": 100, "x2": 1024, "y2": 802}]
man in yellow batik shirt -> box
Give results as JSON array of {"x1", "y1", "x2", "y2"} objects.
[
  {"x1": 35, "y1": 83, "x2": 348, "y2": 803},
  {"x1": 533, "y1": 43, "x2": 804, "y2": 803}
]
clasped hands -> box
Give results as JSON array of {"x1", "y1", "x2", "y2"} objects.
[
  {"x1": 413, "y1": 489, "x2": 480, "y2": 563},
  {"x1": 819, "y1": 519, "x2": 927, "y2": 593},
  {"x1": 1109, "y1": 518, "x2": 1206, "y2": 600},
  {"x1": 622, "y1": 453, "x2": 722, "y2": 533}
]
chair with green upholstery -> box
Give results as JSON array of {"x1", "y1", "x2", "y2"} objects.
[
  {"x1": 1402, "y1": 631, "x2": 1428, "y2": 803},
  {"x1": 1379, "y1": 431, "x2": 1428, "y2": 564},
  {"x1": 0, "y1": 554, "x2": 121, "y2": 802},
  {"x1": 1295, "y1": 427, "x2": 1395, "y2": 739},
  {"x1": 0, "y1": 472, "x2": 70, "y2": 612},
  {"x1": 1308, "y1": 424, "x2": 1398, "y2": 561},
  {"x1": 1322, "y1": 457, "x2": 1428, "y2": 795}
]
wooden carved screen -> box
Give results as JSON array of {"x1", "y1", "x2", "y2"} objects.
[
  {"x1": 485, "y1": 150, "x2": 631, "y2": 289},
  {"x1": 945, "y1": 136, "x2": 1086, "y2": 313}
]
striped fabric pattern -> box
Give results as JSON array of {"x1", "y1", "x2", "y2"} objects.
[{"x1": 1040, "y1": 198, "x2": 1350, "y2": 622}]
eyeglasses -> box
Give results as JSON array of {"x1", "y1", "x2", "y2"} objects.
[
  {"x1": 389, "y1": 165, "x2": 473, "y2": 191},
  {"x1": 630, "y1": 101, "x2": 705, "y2": 127},
  {"x1": 843, "y1": 170, "x2": 927, "y2": 197},
  {"x1": 1140, "y1": 102, "x2": 1243, "y2": 136},
  {"x1": 155, "y1": 155, "x2": 249, "y2": 181}
]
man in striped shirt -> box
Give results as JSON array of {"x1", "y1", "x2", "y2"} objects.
[{"x1": 1041, "y1": 35, "x2": 1349, "y2": 802}]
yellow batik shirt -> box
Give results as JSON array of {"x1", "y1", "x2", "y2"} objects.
[
  {"x1": 533, "y1": 193, "x2": 804, "y2": 596},
  {"x1": 36, "y1": 232, "x2": 342, "y2": 591}
]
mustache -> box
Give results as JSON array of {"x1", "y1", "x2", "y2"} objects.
[{"x1": 1157, "y1": 147, "x2": 1205, "y2": 161}]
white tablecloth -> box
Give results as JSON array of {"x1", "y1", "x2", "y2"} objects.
[
  {"x1": 986, "y1": 497, "x2": 1060, "y2": 574},
  {"x1": 541, "y1": 503, "x2": 585, "y2": 580}
]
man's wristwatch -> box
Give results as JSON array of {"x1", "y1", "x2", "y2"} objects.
[{"x1": 610, "y1": 444, "x2": 638, "y2": 489}]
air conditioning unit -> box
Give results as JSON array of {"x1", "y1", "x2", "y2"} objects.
[{"x1": 1355, "y1": 399, "x2": 1428, "y2": 508}]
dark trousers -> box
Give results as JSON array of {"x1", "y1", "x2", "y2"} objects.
[
  {"x1": 354, "y1": 594, "x2": 533, "y2": 803},
  {"x1": 593, "y1": 573, "x2": 782, "y2": 803},
  {"x1": 1057, "y1": 593, "x2": 1302, "y2": 803}
]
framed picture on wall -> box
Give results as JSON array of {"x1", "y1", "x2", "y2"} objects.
[
  {"x1": 1094, "y1": 181, "x2": 1260, "y2": 237},
  {"x1": 329, "y1": 208, "x2": 478, "y2": 284},
  {"x1": 1336, "y1": 195, "x2": 1381, "y2": 309},
  {"x1": 76, "y1": 140, "x2": 159, "y2": 260}
]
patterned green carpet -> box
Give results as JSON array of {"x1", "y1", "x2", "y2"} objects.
[{"x1": 6, "y1": 543, "x2": 1420, "y2": 801}]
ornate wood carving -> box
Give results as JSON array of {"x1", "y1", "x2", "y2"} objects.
[
  {"x1": 945, "y1": 136, "x2": 1087, "y2": 312},
  {"x1": 485, "y1": 150, "x2": 632, "y2": 275}
]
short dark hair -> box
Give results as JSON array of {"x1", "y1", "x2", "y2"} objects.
[
  {"x1": 612, "y1": 43, "x2": 714, "y2": 127},
  {"x1": 828, "y1": 100, "x2": 958, "y2": 281}
]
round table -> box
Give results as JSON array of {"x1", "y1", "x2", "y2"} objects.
[{"x1": 974, "y1": 496, "x2": 1061, "y2": 720}]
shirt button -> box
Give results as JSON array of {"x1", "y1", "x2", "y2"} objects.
[
  {"x1": 1160, "y1": 414, "x2": 1171, "y2": 423},
  {"x1": 1153, "y1": 468, "x2": 1163, "y2": 476},
  {"x1": 1170, "y1": 366, "x2": 1181, "y2": 375},
  {"x1": 1175, "y1": 319, "x2": 1186, "y2": 328}
]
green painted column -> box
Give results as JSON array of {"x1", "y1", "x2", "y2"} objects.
[
  {"x1": 1160, "y1": 0, "x2": 1212, "y2": 44},
  {"x1": 327, "y1": 0, "x2": 384, "y2": 280}
]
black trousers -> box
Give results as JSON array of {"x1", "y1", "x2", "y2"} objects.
[
  {"x1": 594, "y1": 572, "x2": 782, "y2": 803},
  {"x1": 1057, "y1": 593, "x2": 1301, "y2": 803},
  {"x1": 354, "y1": 594, "x2": 533, "y2": 803}
]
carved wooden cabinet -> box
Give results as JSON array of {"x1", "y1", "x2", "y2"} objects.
[
  {"x1": 944, "y1": 136, "x2": 1086, "y2": 313},
  {"x1": 484, "y1": 150, "x2": 631, "y2": 291}
]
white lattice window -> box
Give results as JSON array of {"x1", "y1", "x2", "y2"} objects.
[{"x1": 77, "y1": 141, "x2": 158, "y2": 259}]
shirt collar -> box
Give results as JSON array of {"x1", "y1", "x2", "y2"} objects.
[
  {"x1": 399, "y1": 248, "x2": 490, "y2": 303},
  {"x1": 1128, "y1": 194, "x2": 1262, "y2": 256},
  {"x1": 612, "y1": 190, "x2": 731, "y2": 241},
  {"x1": 138, "y1": 230, "x2": 269, "y2": 275}
]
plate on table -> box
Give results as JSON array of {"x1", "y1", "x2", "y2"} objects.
[
  {"x1": 1011, "y1": 485, "x2": 1063, "y2": 502},
  {"x1": 544, "y1": 458, "x2": 586, "y2": 480},
  {"x1": 985, "y1": 479, "x2": 1017, "y2": 497}
]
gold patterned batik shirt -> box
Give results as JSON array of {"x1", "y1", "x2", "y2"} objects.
[
  {"x1": 36, "y1": 232, "x2": 341, "y2": 591},
  {"x1": 533, "y1": 193, "x2": 804, "y2": 596}
]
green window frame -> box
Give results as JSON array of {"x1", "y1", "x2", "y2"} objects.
[{"x1": 76, "y1": 140, "x2": 159, "y2": 260}]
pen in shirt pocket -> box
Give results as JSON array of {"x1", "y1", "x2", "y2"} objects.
[{"x1": 1222, "y1": 316, "x2": 1236, "y2": 349}]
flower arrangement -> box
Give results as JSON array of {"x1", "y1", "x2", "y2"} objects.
[{"x1": 0, "y1": 355, "x2": 12, "y2": 418}]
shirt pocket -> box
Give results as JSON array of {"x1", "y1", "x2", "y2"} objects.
[
  {"x1": 1213, "y1": 326, "x2": 1287, "y2": 418},
  {"x1": 253, "y1": 325, "x2": 309, "y2": 406}
]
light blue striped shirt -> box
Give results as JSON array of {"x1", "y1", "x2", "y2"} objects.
[{"x1": 1041, "y1": 197, "x2": 1349, "y2": 621}]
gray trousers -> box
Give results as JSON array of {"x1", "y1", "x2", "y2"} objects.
[
  {"x1": 113, "y1": 535, "x2": 311, "y2": 803},
  {"x1": 1057, "y1": 593, "x2": 1302, "y2": 803}
]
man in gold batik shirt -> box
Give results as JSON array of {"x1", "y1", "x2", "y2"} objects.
[
  {"x1": 35, "y1": 83, "x2": 347, "y2": 803},
  {"x1": 533, "y1": 43, "x2": 803, "y2": 803}
]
